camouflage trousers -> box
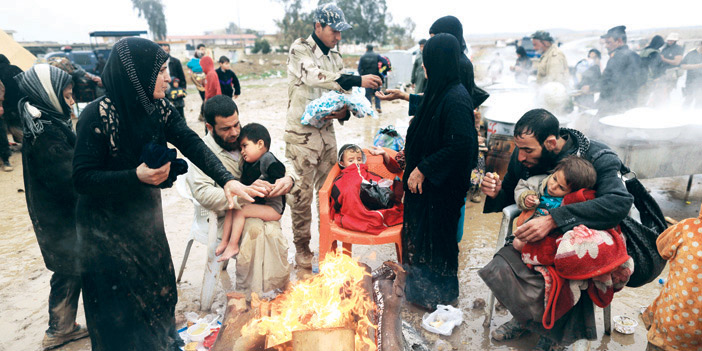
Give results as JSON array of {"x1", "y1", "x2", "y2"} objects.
[{"x1": 285, "y1": 142, "x2": 337, "y2": 253}]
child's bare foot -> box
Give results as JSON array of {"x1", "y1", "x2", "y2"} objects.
[
  {"x1": 217, "y1": 245, "x2": 240, "y2": 262},
  {"x1": 215, "y1": 241, "x2": 228, "y2": 256}
]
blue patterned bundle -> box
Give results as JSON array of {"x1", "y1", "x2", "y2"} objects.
[{"x1": 301, "y1": 88, "x2": 376, "y2": 128}]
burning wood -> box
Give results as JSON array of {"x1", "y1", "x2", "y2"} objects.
[
  {"x1": 292, "y1": 328, "x2": 355, "y2": 350},
  {"x1": 211, "y1": 292, "x2": 265, "y2": 351},
  {"x1": 241, "y1": 253, "x2": 378, "y2": 351},
  {"x1": 212, "y1": 255, "x2": 411, "y2": 351}
]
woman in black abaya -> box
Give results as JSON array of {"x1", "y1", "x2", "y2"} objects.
[
  {"x1": 16, "y1": 64, "x2": 89, "y2": 349},
  {"x1": 428, "y1": 15, "x2": 488, "y2": 107},
  {"x1": 401, "y1": 34, "x2": 478, "y2": 309},
  {"x1": 73, "y1": 38, "x2": 257, "y2": 350},
  {"x1": 377, "y1": 16, "x2": 488, "y2": 112}
]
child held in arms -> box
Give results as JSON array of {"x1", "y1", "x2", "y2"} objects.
[
  {"x1": 513, "y1": 155, "x2": 597, "y2": 251},
  {"x1": 216, "y1": 123, "x2": 285, "y2": 261}
]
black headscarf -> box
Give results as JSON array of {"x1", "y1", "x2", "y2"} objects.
[
  {"x1": 428, "y1": 16, "x2": 489, "y2": 107},
  {"x1": 0, "y1": 54, "x2": 24, "y2": 113},
  {"x1": 100, "y1": 37, "x2": 169, "y2": 157},
  {"x1": 406, "y1": 34, "x2": 461, "y2": 159},
  {"x1": 15, "y1": 64, "x2": 73, "y2": 139},
  {"x1": 429, "y1": 16, "x2": 467, "y2": 51},
  {"x1": 647, "y1": 35, "x2": 665, "y2": 50},
  {"x1": 516, "y1": 46, "x2": 528, "y2": 58}
]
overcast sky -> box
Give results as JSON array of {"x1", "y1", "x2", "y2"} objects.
[{"x1": 1, "y1": 0, "x2": 699, "y2": 43}]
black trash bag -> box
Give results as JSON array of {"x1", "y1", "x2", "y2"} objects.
[
  {"x1": 621, "y1": 177, "x2": 667, "y2": 288},
  {"x1": 360, "y1": 180, "x2": 394, "y2": 210}
]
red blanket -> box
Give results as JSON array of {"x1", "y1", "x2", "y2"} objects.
[
  {"x1": 520, "y1": 189, "x2": 634, "y2": 329},
  {"x1": 330, "y1": 164, "x2": 403, "y2": 234}
]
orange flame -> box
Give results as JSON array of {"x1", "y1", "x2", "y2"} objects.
[{"x1": 241, "y1": 252, "x2": 377, "y2": 350}]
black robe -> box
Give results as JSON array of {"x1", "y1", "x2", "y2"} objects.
[
  {"x1": 402, "y1": 83, "x2": 477, "y2": 309},
  {"x1": 22, "y1": 120, "x2": 79, "y2": 274},
  {"x1": 16, "y1": 64, "x2": 79, "y2": 275},
  {"x1": 72, "y1": 38, "x2": 235, "y2": 351},
  {"x1": 74, "y1": 99, "x2": 234, "y2": 350}
]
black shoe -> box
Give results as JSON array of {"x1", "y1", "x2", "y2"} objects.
[
  {"x1": 491, "y1": 318, "x2": 528, "y2": 341},
  {"x1": 532, "y1": 335, "x2": 564, "y2": 351}
]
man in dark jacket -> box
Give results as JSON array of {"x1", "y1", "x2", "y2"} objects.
[
  {"x1": 358, "y1": 44, "x2": 383, "y2": 112},
  {"x1": 0, "y1": 54, "x2": 24, "y2": 169},
  {"x1": 574, "y1": 49, "x2": 601, "y2": 109},
  {"x1": 161, "y1": 43, "x2": 187, "y2": 89},
  {"x1": 0, "y1": 81, "x2": 11, "y2": 171},
  {"x1": 480, "y1": 109, "x2": 633, "y2": 349},
  {"x1": 597, "y1": 25, "x2": 643, "y2": 116}
]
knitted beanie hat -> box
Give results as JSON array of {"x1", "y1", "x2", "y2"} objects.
[
  {"x1": 555, "y1": 225, "x2": 630, "y2": 280},
  {"x1": 337, "y1": 144, "x2": 366, "y2": 168}
]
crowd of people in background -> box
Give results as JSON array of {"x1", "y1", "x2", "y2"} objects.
[{"x1": 508, "y1": 26, "x2": 702, "y2": 115}]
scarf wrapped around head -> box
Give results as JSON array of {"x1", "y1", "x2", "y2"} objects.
[
  {"x1": 100, "y1": 37, "x2": 170, "y2": 158},
  {"x1": 405, "y1": 34, "x2": 461, "y2": 167},
  {"x1": 14, "y1": 64, "x2": 73, "y2": 140},
  {"x1": 429, "y1": 16, "x2": 467, "y2": 51}
]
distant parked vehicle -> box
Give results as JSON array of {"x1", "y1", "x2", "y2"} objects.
[{"x1": 45, "y1": 50, "x2": 100, "y2": 75}]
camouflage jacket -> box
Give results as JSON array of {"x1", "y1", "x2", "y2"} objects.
[
  {"x1": 536, "y1": 44, "x2": 569, "y2": 86},
  {"x1": 284, "y1": 35, "x2": 347, "y2": 150}
]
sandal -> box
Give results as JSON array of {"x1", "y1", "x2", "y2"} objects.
[{"x1": 491, "y1": 318, "x2": 528, "y2": 341}]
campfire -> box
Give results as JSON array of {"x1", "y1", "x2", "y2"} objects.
[
  {"x1": 244, "y1": 252, "x2": 377, "y2": 350},
  {"x1": 211, "y1": 252, "x2": 408, "y2": 351}
]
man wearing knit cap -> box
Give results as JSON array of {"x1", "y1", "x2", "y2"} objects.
[
  {"x1": 598, "y1": 25, "x2": 644, "y2": 116},
  {"x1": 531, "y1": 31, "x2": 569, "y2": 86},
  {"x1": 284, "y1": 3, "x2": 382, "y2": 268}
]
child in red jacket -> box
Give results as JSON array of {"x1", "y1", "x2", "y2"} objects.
[
  {"x1": 331, "y1": 144, "x2": 403, "y2": 234},
  {"x1": 200, "y1": 56, "x2": 221, "y2": 101}
]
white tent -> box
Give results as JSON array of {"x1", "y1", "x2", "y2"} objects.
[{"x1": 0, "y1": 29, "x2": 37, "y2": 71}]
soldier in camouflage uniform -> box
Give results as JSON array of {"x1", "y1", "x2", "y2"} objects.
[
  {"x1": 285, "y1": 3, "x2": 382, "y2": 268},
  {"x1": 531, "y1": 31, "x2": 569, "y2": 87}
]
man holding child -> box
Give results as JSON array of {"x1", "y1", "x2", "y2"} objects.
[
  {"x1": 187, "y1": 95, "x2": 295, "y2": 296},
  {"x1": 480, "y1": 108, "x2": 633, "y2": 349}
]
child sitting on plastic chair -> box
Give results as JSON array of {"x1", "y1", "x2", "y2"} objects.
[
  {"x1": 330, "y1": 144, "x2": 403, "y2": 234},
  {"x1": 216, "y1": 123, "x2": 285, "y2": 261}
]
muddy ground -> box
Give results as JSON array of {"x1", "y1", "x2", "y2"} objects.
[{"x1": 1, "y1": 75, "x2": 700, "y2": 351}]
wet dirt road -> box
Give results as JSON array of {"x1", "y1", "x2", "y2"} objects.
[{"x1": 1, "y1": 77, "x2": 700, "y2": 351}]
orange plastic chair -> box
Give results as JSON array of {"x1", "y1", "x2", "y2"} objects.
[{"x1": 318, "y1": 148, "x2": 404, "y2": 263}]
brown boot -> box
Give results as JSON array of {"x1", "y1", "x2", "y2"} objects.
[
  {"x1": 42, "y1": 323, "x2": 89, "y2": 350},
  {"x1": 295, "y1": 250, "x2": 314, "y2": 269}
]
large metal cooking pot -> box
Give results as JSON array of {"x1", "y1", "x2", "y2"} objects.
[{"x1": 597, "y1": 108, "x2": 689, "y2": 142}]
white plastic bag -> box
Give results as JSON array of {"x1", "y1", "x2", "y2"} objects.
[
  {"x1": 421, "y1": 304, "x2": 463, "y2": 336},
  {"x1": 301, "y1": 90, "x2": 376, "y2": 128}
]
